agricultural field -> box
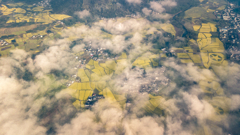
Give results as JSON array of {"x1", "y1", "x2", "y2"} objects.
[
  {"x1": 182, "y1": 0, "x2": 227, "y2": 29},
  {"x1": 176, "y1": 0, "x2": 227, "y2": 69},
  {"x1": 184, "y1": 7, "x2": 207, "y2": 19},
  {"x1": 175, "y1": 23, "x2": 225, "y2": 68},
  {"x1": 0, "y1": 4, "x2": 71, "y2": 24},
  {"x1": 65, "y1": 52, "x2": 161, "y2": 108},
  {"x1": 132, "y1": 53, "x2": 159, "y2": 68},
  {"x1": 0, "y1": 24, "x2": 38, "y2": 37},
  {"x1": 67, "y1": 57, "x2": 123, "y2": 108},
  {"x1": 173, "y1": 22, "x2": 227, "y2": 97},
  {"x1": 0, "y1": 3, "x2": 72, "y2": 57},
  {"x1": 160, "y1": 23, "x2": 176, "y2": 36}
]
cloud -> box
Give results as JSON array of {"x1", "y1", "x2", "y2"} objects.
[
  {"x1": 126, "y1": 0, "x2": 142, "y2": 4},
  {"x1": 148, "y1": 0, "x2": 177, "y2": 19},
  {"x1": 88, "y1": 35, "x2": 130, "y2": 54},
  {"x1": 0, "y1": 47, "x2": 237, "y2": 135},
  {"x1": 151, "y1": 12, "x2": 172, "y2": 20},
  {"x1": 34, "y1": 43, "x2": 76, "y2": 75},
  {"x1": 74, "y1": 10, "x2": 91, "y2": 19},
  {"x1": 57, "y1": 99, "x2": 164, "y2": 135},
  {"x1": 230, "y1": 95, "x2": 240, "y2": 110},
  {"x1": 1, "y1": 12, "x2": 240, "y2": 135},
  {"x1": 60, "y1": 18, "x2": 159, "y2": 54},
  {"x1": 72, "y1": 44, "x2": 85, "y2": 53},
  {"x1": 123, "y1": 117, "x2": 164, "y2": 135},
  {"x1": 182, "y1": 92, "x2": 214, "y2": 121},
  {"x1": 142, "y1": 8, "x2": 152, "y2": 16},
  {"x1": 0, "y1": 48, "x2": 79, "y2": 134},
  {"x1": 160, "y1": 0, "x2": 177, "y2": 7},
  {"x1": 95, "y1": 18, "x2": 150, "y2": 35},
  {"x1": 0, "y1": 63, "x2": 47, "y2": 135},
  {"x1": 150, "y1": 1, "x2": 165, "y2": 13}
]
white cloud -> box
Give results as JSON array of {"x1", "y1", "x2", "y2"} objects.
[
  {"x1": 142, "y1": 8, "x2": 152, "y2": 16},
  {"x1": 126, "y1": 0, "x2": 142, "y2": 4},
  {"x1": 230, "y1": 95, "x2": 240, "y2": 110},
  {"x1": 160, "y1": 0, "x2": 177, "y2": 7},
  {"x1": 95, "y1": 18, "x2": 150, "y2": 35},
  {"x1": 72, "y1": 44, "x2": 85, "y2": 53},
  {"x1": 182, "y1": 92, "x2": 214, "y2": 121},
  {"x1": 150, "y1": 1, "x2": 165, "y2": 13},
  {"x1": 34, "y1": 44, "x2": 76, "y2": 74},
  {"x1": 124, "y1": 117, "x2": 164, "y2": 135},
  {"x1": 151, "y1": 12, "x2": 172, "y2": 20},
  {"x1": 0, "y1": 76, "x2": 47, "y2": 135},
  {"x1": 75, "y1": 10, "x2": 91, "y2": 19},
  {"x1": 61, "y1": 18, "x2": 157, "y2": 54},
  {"x1": 57, "y1": 100, "x2": 164, "y2": 135},
  {"x1": 1, "y1": 12, "x2": 239, "y2": 135}
]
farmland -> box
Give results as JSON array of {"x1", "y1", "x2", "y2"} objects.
[
  {"x1": 0, "y1": 3, "x2": 71, "y2": 56},
  {"x1": 64, "y1": 50, "x2": 161, "y2": 109}
]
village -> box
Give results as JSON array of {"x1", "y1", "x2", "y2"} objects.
[
  {"x1": 216, "y1": 2, "x2": 240, "y2": 61},
  {"x1": 218, "y1": 3, "x2": 240, "y2": 44}
]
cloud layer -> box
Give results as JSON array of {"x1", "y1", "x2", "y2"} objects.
[
  {"x1": 0, "y1": 5, "x2": 240, "y2": 135},
  {"x1": 126, "y1": 0, "x2": 142, "y2": 4},
  {"x1": 75, "y1": 10, "x2": 91, "y2": 19}
]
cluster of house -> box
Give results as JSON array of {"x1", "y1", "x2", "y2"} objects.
[
  {"x1": 216, "y1": 3, "x2": 240, "y2": 21},
  {"x1": 229, "y1": 46, "x2": 240, "y2": 61},
  {"x1": 33, "y1": 0, "x2": 51, "y2": 7},
  {"x1": 215, "y1": 3, "x2": 240, "y2": 62},
  {"x1": 217, "y1": 3, "x2": 240, "y2": 45},
  {"x1": 0, "y1": 39, "x2": 9, "y2": 46},
  {"x1": 84, "y1": 93, "x2": 104, "y2": 108},
  {"x1": 66, "y1": 44, "x2": 112, "y2": 87},
  {"x1": 84, "y1": 43, "x2": 107, "y2": 61},
  {"x1": 139, "y1": 73, "x2": 170, "y2": 93},
  {"x1": 31, "y1": 35, "x2": 44, "y2": 39},
  {"x1": 139, "y1": 78, "x2": 170, "y2": 93}
]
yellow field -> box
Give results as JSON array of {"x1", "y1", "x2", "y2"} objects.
[
  {"x1": 50, "y1": 14, "x2": 71, "y2": 20},
  {"x1": 150, "y1": 59, "x2": 159, "y2": 67},
  {"x1": 32, "y1": 6, "x2": 44, "y2": 11},
  {"x1": 93, "y1": 61, "x2": 106, "y2": 76},
  {"x1": 184, "y1": 7, "x2": 207, "y2": 18},
  {"x1": 177, "y1": 53, "x2": 190, "y2": 59},
  {"x1": 0, "y1": 24, "x2": 37, "y2": 37},
  {"x1": 132, "y1": 57, "x2": 151, "y2": 68},
  {"x1": 105, "y1": 60, "x2": 117, "y2": 71},
  {"x1": 119, "y1": 52, "x2": 127, "y2": 59},
  {"x1": 160, "y1": 23, "x2": 176, "y2": 36},
  {"x1": 67, "y1": 51, "x2": 162, "y2": 108},
  {"x1": 188, "y1": 53, "x2": 202, "y2": 63},
  {"x1": 103, "y1": 88, "x2": 117, "y2": 103},
  {"x1": 0, "y1": 4, "x2": 71, "y2": 24},
  {"x1": 176, "y1": 22, "x2": 225, "y2": 68},
  {"x1": 217, "y1": 5, "x2": 226, "y2": 10},
  {"x1": 77, "y1": 68, "x2": 90, "y2": 82},
  {"x1": 15, "y1": 8, "x2": 26, "y2": 13},
  {"x1": 0, "y1": 45, "x2": 15, "y2": 56},
  {"x1": 132, "y1": 53, "x2": 159, "y2": 68},
  {"x1": 144, "y1": 95, "x2": 164, "y2": 115},
  {"x1": 209, "y1": 0, "x2": 227, "y2": 5},
  {"x1": 193, "y1": 25, "x2": 201, "y2": 31},
  {"x1": 180, "y1": 59, "x2": 193, "y2": 63},
  {"x1": 7, "y1": 3, "x2": 24, "y2": 7}
]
